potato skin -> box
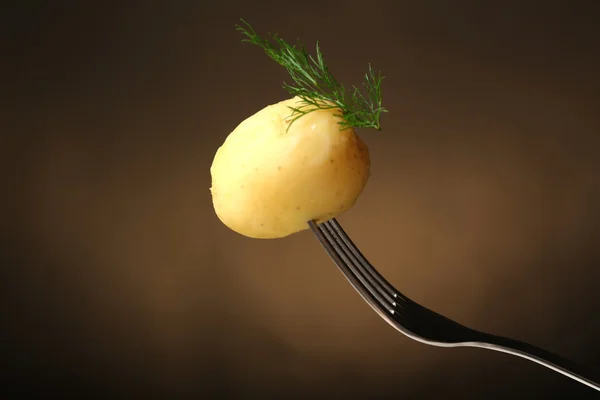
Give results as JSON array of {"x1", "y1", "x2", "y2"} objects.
[{"x1": 210, "y1": 97, "x2": 370, "y2": 239}]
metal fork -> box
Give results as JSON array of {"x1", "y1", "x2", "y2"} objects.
[{"x1": 309, "y1": 218, "x2": 600, "y2": 392}]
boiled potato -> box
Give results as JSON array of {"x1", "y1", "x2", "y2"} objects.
[{"x1": 210, "y1": 96, "x2": 370, "y2": 239}]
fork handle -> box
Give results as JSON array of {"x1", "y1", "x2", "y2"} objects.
[{"x1": 472, "y1": 332, "x2": 600, "y2": 391}]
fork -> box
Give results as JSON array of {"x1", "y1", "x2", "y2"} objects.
[{"x1": 308, "y1": 218, "x2": 600, "y2": 392}]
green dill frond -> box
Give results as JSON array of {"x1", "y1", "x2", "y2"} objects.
[{"x1": 236, "y1": 19, "x2": 388, "y2": 131}]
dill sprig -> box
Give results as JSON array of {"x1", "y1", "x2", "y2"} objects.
[{"x1": 236, "y1": 19, "x2": 387, "y2": 131}]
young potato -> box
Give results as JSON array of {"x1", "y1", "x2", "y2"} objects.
[{"x1": 210, "y1": 97, "x2": 370, "y2": 239}]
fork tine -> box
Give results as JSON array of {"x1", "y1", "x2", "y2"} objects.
[
  {"x1": 317, "y1": 222, "x2": 393, "y2": 311},
  {"x1": 310, "y1": 219, "x2": 426, "y2": 337},
  {"x1": 308, "y1": 221, "x2": 397, "y2": 317},
  {"x1": 327, "y1": 219, "x2": 406, "y2": 302},
  {"x1": 316, "y1": 219, "x2": 470, "y2": 334},
  {"x1": 320, "y1": 221, "x2": 399, "y2": 307}
]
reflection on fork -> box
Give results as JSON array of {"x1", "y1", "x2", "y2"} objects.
[{"x1": 309, "y1": 218, "x2": 600, "y2": 392}]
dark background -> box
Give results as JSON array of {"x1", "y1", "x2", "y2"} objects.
[{"x1": 2, "y1": 1, "x2": 600, "y2": 398}]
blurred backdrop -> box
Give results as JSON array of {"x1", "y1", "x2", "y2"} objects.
[{"x1": 2, "y1": 1, "x2": 600, "y2": 398}]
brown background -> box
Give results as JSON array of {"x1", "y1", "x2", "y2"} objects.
[{"x1": 2, "y1": 1, "x2": 600, "y2": 398}]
